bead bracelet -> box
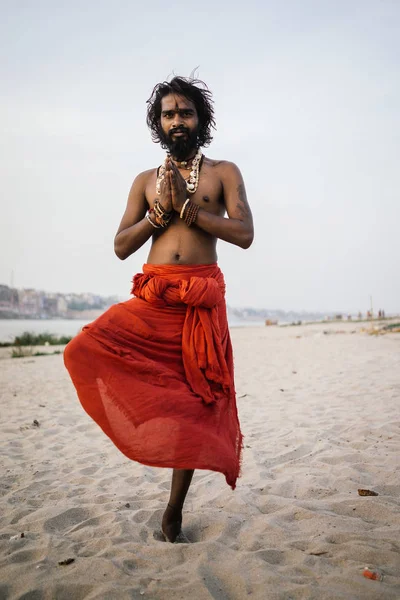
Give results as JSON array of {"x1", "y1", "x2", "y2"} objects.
[
  {"x1": 146, "y1": 212, "x2": 161, "y2": 228},
  {"x1": 182, "y1": 200, "x2": 200, "y2": 227},
  {"x1": 153, "y1": 200, "x2": 173, "y2": 228}
]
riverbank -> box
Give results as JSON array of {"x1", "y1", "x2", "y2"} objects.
[{"x1": 0, "y1": 322, "x2": 399, "y2": 598}]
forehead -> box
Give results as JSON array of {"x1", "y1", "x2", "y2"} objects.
[{"x1": 161, "y1": 94, "x2": 196, "y2": 112}]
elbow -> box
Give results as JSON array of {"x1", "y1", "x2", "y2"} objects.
[
  {"x1": 114, "y1": 238, "x2": 128, "y2": 261},
  {"x1": 115, "y1": 249, "x2": 127, "y2": 261},
  {"x1": 239, "y1": 229, "x2": 254, "y2": 249}
]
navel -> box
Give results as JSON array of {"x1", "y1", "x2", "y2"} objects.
[{"x1": 203, "y1": 196, "x2": 210, "y2": 203}]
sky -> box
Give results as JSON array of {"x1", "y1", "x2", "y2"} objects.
[{"x1": 1, "y1": 0, "x2": 399, "y2": 313}]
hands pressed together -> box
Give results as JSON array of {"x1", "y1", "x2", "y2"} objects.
[{"x1": 158, "y1": 157, "x2": 187, "y2": 214}]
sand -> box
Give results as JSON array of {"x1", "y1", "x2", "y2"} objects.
[{"x1": 0, "y1": 321, "x2": 399, "y2": 599}]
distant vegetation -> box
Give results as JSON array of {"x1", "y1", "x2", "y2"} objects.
[
  {"x1": 383, "y1": 322, "x2": 400, "y2": 331},
  {"x1": 0, "y1": 331, "x2": 72, "y2": 347}
]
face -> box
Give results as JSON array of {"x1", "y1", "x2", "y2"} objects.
[{"x1": 159, "y1": 94, "x2": 199, "y2": 160}]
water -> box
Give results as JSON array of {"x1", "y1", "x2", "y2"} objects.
[
  {"x1": 0, "y1": 319, "x2": 92, "y2": 343},
  {"x1": 0, "y1": 318, "x2": 265, "y2": 342},
  {"x1": 229, "y1": 320, "x2": 266, "y2": 328}
]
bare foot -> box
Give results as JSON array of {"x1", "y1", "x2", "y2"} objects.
[{"x1": 161, "y1": 503, "x2": 187, "y2": 543}]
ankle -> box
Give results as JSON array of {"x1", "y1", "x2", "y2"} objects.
[
  {"x1": 167, "y1": 502, "x2": 183, "y2": 512},
  {"x1": 164, "y1": 504, "x2": 182, "y2": 523}
]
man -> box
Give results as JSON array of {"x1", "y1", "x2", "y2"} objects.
[{"x1": 64, "y1": 76, "x2": 253, "y2": 543}]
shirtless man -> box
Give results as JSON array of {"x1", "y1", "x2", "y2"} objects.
[
  {"x1": 114, "y1": 79, "x2": 253, "y2": 263},
  {"x1": 65, "y1": 76, "x2": 253, "y2": 543}
]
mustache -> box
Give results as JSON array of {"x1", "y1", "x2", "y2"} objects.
[{"x1": 169, "y1": 126, "x2": 189, "y2": 136}]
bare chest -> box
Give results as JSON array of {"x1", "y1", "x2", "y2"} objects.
[{"x1": 145, "y1": 165, "x2": 225, "y2": 216}]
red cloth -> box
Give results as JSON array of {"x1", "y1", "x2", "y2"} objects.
[{"x1": 64, "y1": 263, "x2": 242, "y2": 489}]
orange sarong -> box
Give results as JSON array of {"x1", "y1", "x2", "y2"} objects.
[{"x1": 64, "y1": 263, "x2": 242, "y2": 489}]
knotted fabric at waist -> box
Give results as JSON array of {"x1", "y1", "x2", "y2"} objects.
[{"x1": 131, "y1": 263, "x2": 232, "y2": 404}]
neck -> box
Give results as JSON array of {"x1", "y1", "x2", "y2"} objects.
[{"x1": 170, "y1": 151, "x2": 198, "y2": 165}]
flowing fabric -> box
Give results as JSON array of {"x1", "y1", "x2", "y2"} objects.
[{"x1": 64, "y1": 263, "x2": 242, "y2": 489}]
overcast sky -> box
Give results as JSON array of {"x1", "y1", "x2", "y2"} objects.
[{"x1": 1, "y1": 0, "x2": 399, "y2": 313}]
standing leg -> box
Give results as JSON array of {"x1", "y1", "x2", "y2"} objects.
[{"x1": 162, "y1": 469, "x2": 194, "y2": 542}]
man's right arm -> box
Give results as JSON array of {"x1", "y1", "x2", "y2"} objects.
[{"x1": 114, "y1": 171, "x2": 155, "y2": 260}]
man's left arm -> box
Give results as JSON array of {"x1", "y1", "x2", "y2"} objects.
[{"x1": 193, "y1": 162, "x2": 254, "y2": 249}]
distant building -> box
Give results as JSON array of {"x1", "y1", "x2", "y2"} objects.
[
  {"x1": 19, "y1": 289, "x2": 42, "y2": 317},
  {"x1": 57, "y1": 296, "x2": 68, "y2": 317},
  {"x1": 0, "y1": 285, "x2": 19, "y2": 317}
]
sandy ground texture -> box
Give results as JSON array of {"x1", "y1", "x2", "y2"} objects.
[{"x1": 0, "y1": 321, "x2": 399, "y2": 600}]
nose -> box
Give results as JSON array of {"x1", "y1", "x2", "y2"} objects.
[{"x1": 171, "y1": 113, "x2": 184, "y2": 129}]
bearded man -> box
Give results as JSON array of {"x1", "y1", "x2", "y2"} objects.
[{"x1": 64, "y1": 76, "x2": 254, "y2": 543}]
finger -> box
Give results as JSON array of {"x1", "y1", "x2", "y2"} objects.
[
  {"x1": 167, "y1": 172, "x2": 173, "y2": 195},
  {"x1": 169, "y1": 171, "x2": 176, "y2": 189},
  {"x1": 169, "y1": 177, "x2": 175, "y2": 201},
  {"x1": 171, "y1": 162, "x2": 180, "y2": 176},
  {"x1": 161, "y1": 178, "x2": 169, "y2": 194},
  {"x1": 174, "y1": 166, "x2": 185, "y2": 182}
]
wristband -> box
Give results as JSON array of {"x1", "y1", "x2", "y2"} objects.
[
  {"x1": 180, "y1": 198, "x2": 190, "y2": 219},
  {"x1": 146, "y1": 213, "x2": 161, "y2": 228}
]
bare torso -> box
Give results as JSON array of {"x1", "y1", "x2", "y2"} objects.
[
  {"x1": 146, "y1": 157, "x2": 225, "y2": 265},
  {"x1": 114, "y1": 154, "x2": 253, "y2": 263}
]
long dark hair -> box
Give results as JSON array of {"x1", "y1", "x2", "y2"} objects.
[{"x1": 146, "y1": 76, "x2": 216, "y2": 148}]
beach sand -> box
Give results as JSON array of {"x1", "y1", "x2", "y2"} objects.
[{"x1": 0, "y1": 321, "x2": 399, "y2": 599}]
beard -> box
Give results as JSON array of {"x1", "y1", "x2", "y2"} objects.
[{"x1": 159, "y1": 125, "x2": 199, "y2": 161}]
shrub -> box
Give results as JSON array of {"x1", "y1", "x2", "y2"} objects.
[{"x1": 13, "y1": 332, "x2": 72, "y2": 346}]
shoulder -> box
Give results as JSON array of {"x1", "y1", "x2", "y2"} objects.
[
  {"x1": 204, "y1": 157, "x2": 238, "y2": 170},
  {"x1": 204, "y1": 158, "x2": 242, "y2": 178},
  {"x1": 132, "y1": 167, "x2": 158, "y2": 186},
  {"x1": 203, "y1": 159, "x2": 244, "y2": 191}
]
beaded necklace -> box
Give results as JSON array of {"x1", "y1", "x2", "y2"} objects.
[{"x1": 156, "y1": 149, "x2": 203, "y2": 196}]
